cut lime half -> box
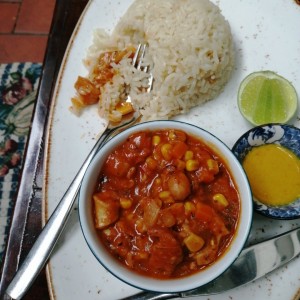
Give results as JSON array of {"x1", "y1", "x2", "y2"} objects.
[{"x1": 238, "y1": 71, "x2": 298, "y2": 126}]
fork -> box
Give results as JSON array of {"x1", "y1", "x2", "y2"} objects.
[
  {"x1": 5, "y1": 44, "x2": 152, "y2": 300},
  {"x1": 101, "y1": 43, "x2": 153, "y2": 144}
]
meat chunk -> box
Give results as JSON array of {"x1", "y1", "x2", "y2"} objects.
[{"x1": 148, "y1": 228, "x2": 183, "y2": 277}]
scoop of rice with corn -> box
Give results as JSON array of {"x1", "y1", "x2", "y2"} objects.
[{"x1": 71, "y1": 0, "x2": 234, "y2": 122}]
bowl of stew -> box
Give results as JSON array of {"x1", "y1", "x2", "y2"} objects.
[{"x1": 79, "y1": 120, "x2": 253, "y2": 293}]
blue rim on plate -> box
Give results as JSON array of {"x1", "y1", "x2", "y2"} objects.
[{"x1": 232, "y1": 123, "x2": 300, "y2": 220}]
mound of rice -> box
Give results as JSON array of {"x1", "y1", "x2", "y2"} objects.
[{"x1": 83, "y1": 0, "x2": 234, "y2": 121}]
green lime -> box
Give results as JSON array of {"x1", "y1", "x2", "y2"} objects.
[{"x1": 238, "y1": 71, "x2": 298, "y2": 125}]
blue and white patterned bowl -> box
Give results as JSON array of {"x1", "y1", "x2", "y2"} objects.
[{"x1": 232, "y1": 123, "x2": 300, "y2": 220}]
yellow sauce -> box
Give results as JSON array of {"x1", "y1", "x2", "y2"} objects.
[{"x1": 243, "y1": 144, "x2": 300, "y2": 206}]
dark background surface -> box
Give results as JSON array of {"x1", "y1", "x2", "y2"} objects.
[{"x1": 0, "y1": 1, "x2": 89, "y2": 299}]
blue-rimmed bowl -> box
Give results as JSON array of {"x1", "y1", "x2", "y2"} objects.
[{"x1": 232, "y1": 123, "x2": 300, "y2": 220}]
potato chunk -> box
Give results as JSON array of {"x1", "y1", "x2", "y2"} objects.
[
  {"x1": 184, "y1": 233, "x2": 205, "y2": 252},
  {"x1": 93, "y1": 193, "x2": 120, "y2": 229}
]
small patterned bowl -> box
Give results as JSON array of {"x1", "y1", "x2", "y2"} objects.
[{"x1": 232, "y1": 123, "x2": 300, "y2": 220}]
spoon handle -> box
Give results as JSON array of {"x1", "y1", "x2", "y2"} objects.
[{"x1": 5, "y1": 127, "x2": 114, "y2": 300}]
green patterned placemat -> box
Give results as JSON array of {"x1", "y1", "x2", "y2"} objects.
[{"x1": 0, "y1": 63, "x2": 42, "y2": 265}]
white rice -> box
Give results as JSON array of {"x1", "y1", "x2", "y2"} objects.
[{"x1": 83, "y1": 0, "x2": 234, "y2": 121}]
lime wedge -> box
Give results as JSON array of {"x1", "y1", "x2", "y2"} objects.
[{"x1": 238, "y1": 71, "x2": 298, "y2": 125}]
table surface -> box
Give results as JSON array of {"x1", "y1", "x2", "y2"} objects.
[
  {"x1": 2, "y1": 1, "x2": 300, "y2": 300},
  {"x1": 0, "y1": 1, "x2": 89, "y2": 299}
]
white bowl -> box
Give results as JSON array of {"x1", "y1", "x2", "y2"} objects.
[{"x1": 79, "y1": 120, "x2": 253, "y2": 293}]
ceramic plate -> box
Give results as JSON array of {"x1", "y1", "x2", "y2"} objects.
[
  {"x1": 44, "y1": 0, "x2": 300, "y2": 299},
  {"x1": 232, "y1": 124, "x2": 300, "y2": 219}
]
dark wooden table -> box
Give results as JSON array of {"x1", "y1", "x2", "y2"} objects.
[{"x1": 0, "y1": 0, "x2": 89, "y2": 299}]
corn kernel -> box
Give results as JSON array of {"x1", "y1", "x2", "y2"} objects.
[
  {"x1": 115, "y1": 102, "x2": 134, "y2": 115},
  {"x1": 103, "y1": 228, "x2": 111, "y2": 236},
  {"x1": 186, "y1": 159, "x2": 199, "y2": 171},
  {"x1": 136, "y1": 219, "x2": 146, "y2": 233},
  {"x1": 159, "y1": 191, "x2": 174, "y2": 203},
  {"x1": 184, "y1": 233, "x2": 205, "y2": 252},
  {"x1": 141, "y1": 173, "x2": 147, "y2": 182},
  {"x1": 152, "y1": 135, "x2": 161, "y2": 146},
  {"x1": 210, "y1": 238, "x2": 216, "y2": 247},
  {"x1": 163, "y1": 197, "x2": 175, "y2": 204},
  {"x1": 161, "y1": 143, "x2": 172, "y2": 160},
  {"x1": 126, "y1": 213, "x2": 134, "y2": 221},
  {"x1": 137, "y1": 252, "x2": 148, "y2": 260},
  {"x1": 213, "y1": 193, "x2": 229, "y2": 207},
  {"x1": 184, "y1": 201, "x2": 196, "y2": 214},
  {"x1": 159, "y1": 191, "x2": 171, "y2": 199},
  {"x1": 176, "y1": 159, "x2": 186, "y2": 170},
  {"x1": 120, "y1": 198, "x2": 133, "y2": 209},
  {"x1": 168, "y1": 130, "x2": 186, "y2": 141},
  {"x1": 108, "y1": 110, "x2": 122, "y2": 122},
  {"x1": 168, "y1": 130, "x2": 177, "y2": 140},
  {"x1": 207, "y1": 159, "x2": 219, "y2": 174},
  {"x1": 155, "y1": 177, "x2": 162, "y2": 185},
  {"x1": 146, "y1": 156, "x2": 158, "y2": 170},
  {"x1": 184, "y1": 150, "x2": 194, "y2": 161}
]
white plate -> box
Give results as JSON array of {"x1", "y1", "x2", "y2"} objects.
[{"x1": 44, "y1": 0, "x2": 300, "y2": 299}]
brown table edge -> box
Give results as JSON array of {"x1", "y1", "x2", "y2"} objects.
[{"x1": 0, "y1": 1, "x2": 89, "y2": 299}]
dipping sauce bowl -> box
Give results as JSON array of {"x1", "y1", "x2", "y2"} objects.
[{"x1": 232, "y1": 123, "x2": 300, "y2": 219}]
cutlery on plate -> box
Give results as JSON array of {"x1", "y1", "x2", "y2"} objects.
[
  {"x1": 5, "y1": 44, "x2": 152, "y2": 300},
  {"x1": 121, "y1": 226, "x2": 300, "y2": 300}
]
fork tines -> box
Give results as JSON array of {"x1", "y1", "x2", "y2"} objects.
[
  {"x1": 132, "y1": 43, "x2": 153, "y2": 92},
  {"x1": 132, "y1": 44, "x2": 148, "y2": 70}
]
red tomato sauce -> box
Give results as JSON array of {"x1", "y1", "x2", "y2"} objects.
[{"x1": 92, "y1": 129, "x2": 240, "y2": 279}]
